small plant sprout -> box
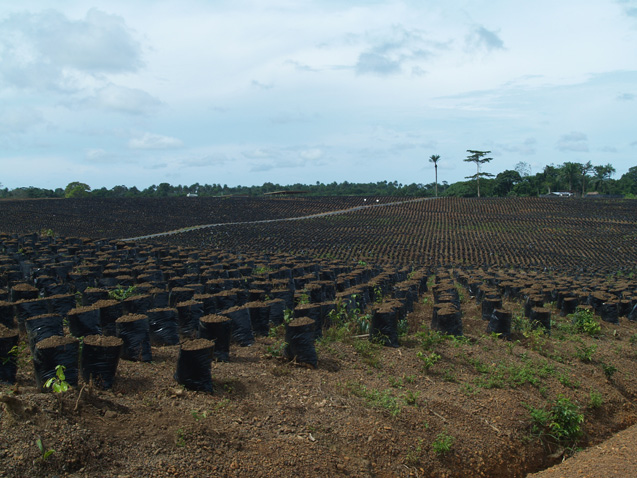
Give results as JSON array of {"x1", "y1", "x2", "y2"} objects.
[
  {"x1": 45, "y1": 365, "x2": 69, "y2": 393},
  {"x1": 35, "y1": 437, "x2": 55, "y2": 461},
  {"x1": 432, "y1": 431, "x2": 454, "y2": 455}
]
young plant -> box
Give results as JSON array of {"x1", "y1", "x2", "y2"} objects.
[
  {"x1": 108, "y1": 285, "x2": 138, "y2": 301},
  {"x1": 431, "y1": 431, "x2": 454, "y2": 455},
  {"x1": 45, "y1": 365, "x2": 69, "y2": 393},
  {"x1": 569, "y1": 309, "x2": 601, "y2": 336},
  {"x1": 35, "y1": 438, "x2": 55, "y2": 461},
  {"x1": 416, "y1": 351, "x2": 441, "y2": 372}
]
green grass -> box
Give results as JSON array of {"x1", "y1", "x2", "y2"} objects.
[
  {"x1": 431, "y1": 431, "x2": 454, "y2": 455},
  {"x1": 344, "y1": 382, "x2": 402, "y2": 416}
]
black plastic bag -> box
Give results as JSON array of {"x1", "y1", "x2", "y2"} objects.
[
  {"x1": 15, "y1": 299, "x2": 49, "y2": 333},
  {"x1": 174, "y1": 339, "x2": 214, "y2": 392},
  {"x1": 482, "y1": 297, "x2": 502, "y2": 321},
  {"x1": 147, "y1": 308, "x2": 180, "y2": 346},
  {"x1": 25, "y1": 313, "x2": 64, "y2": 354},
  {"x1": 123, "y1": 294, "x2": 152, "y2": 315},
  {"x1": 94, "y1": 299, "x2": 123, "y2": 337},
  {"x1": 0, "y1": 302, "x2": 15, "y2": 328},
  {"x1": 67, "y1": 306, "x2": 102, "y2": 338},
  {"x1": 294, "y1": 304, "x2": 323, "y2": 340},
  {"x1": 199, "y1": 314, "x2": 231, "y2": 362},
  {"x1": 0, "y1": 326, "x2": 19, "y2": 384},
  {"x1": 80, "y1": 335, "x2": 123, "y2": 390},
  {"x1": 33, "y1": 336, "x2": 79, "y2": 391},
  {"x1": 176, "y1": 300, "x2": 204, "y2": 338},
  {"x1": 246, "y1": 301, "x2": 271, "y2": 337},
  {"x1": 82, "y1": 288, "x2": 109, "y2": 306},
  {"x1": 599, "y1": 302, "x2": 619, "y2": 324},
  {"x1": 284, "y1": 317, "x2": 317, "y2": 368},
  {"x1": 431, "y1": 304, "x2": 463, "y2": 336},
  {"x1": 46, "y1": 294, "x2": 76, "y2": 317},
  {"x1": 530, "y1": 307, "x2": 551, "y2": 332},
  {"x1": 370, "y1": 304, "x2": 399, "y2": 347},
  {"x1": 115, "y1": 314, "x2": 152, "y2": 362},
  {"x1": 223, "y1": 306, "x2": 254, "y2": 347},
  {"x1": 267, "y1": 299, "x2": 286, "y2": 326},
  {"x1": 487, "y1": 309, "x2": 512, "y2": 339}
]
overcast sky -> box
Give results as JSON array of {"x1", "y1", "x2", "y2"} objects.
[{"x1": 1, "y1": 0, "x2": 636, "y2": 190}]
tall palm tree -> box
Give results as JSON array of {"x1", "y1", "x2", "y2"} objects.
[{"x1": 429, "y1": 154, "x2": 441, "y2": 197}]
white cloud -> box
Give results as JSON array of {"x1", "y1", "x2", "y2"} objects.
[
  {"x1": 465, "y1": 26, "x2": 505, "y2": 52},
  {"x1": 0, "y1": 107, "x2": 44, "y2": 134},
  {"x1": 84, "y1": 84, "x2": 162, "y2": 115},
  {"x1": 128, "y1": 132, "x2": 183, "y2": 150},
  {"x1": 556, "y1": 132, "x2": 589, "y2": 152},
  {"x1": 0, "y1": 8, "x2": 143, "y2": 92}
]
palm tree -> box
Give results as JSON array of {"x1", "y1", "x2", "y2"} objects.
[{"x1": 429, "y1": 154, "x2": 441, "y2": 197}]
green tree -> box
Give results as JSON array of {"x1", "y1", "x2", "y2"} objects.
[
  {"x1": 493, "y1": 170, "x2": 522, "y2": 197},
  {"x1": 429, "y1": 154, "x2": 441, "y2": 197},
  {"x1": 64, "y1": 182, "x2": 91, "y2": 198},
  {"x1": 560, "y1": 162, "x2": 581, "y2": 193},
  {"x1": 463, "y1": 150, "x2": 493, "y2": 198},
  {"x1": 581, "y1": 161, "x2": 593, "y2": 196},
  {"x1": 592, "y1": 164, "x2": 616, "y2": 194}
]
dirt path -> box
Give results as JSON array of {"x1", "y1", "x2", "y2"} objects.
[
  {"x1": 119, "y1": 197, "x2": 432, "y2": 242},
  {"x1": 527, "y1": 423, "x2": 637, "y2": 477}
]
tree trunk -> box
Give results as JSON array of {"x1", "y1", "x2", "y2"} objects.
[{"x1": 435, "y1": 165, "x2": 438, "y2": 197}]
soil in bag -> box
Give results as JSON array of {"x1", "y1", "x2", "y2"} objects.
[
  {"x1": 223, "y1": 306, "x2": 254, "y2": 347},
  {"x1": 174, "y1": 338, "x2": 214, "y2": 392},
  {"x1": 147, "y1": 308, "x2": 179, "y2": 346},
  {"x1": 25, "y1": 313, "x2": 64, "y2": 354},
  {"x1": 199, "y1": 314, "x2": 231, "y2": 362},
  {"x1": 115, "y1": 314, "x2": 152, "y2": 362},
  {"x1": 33, "y1": 336, "x2": 79, "y2": 391},
  {"x1": 81, "y1": 335, "x2": 123, "y2": 390},
  {"x1": 67, "y1": 306, "x2": 102, "y2": 338},
  {"x1": 370, "y1": 302, "x2": 399, "y2": 347},
  {"x1": 0, "y1": 325, "x2": 19, "y2": 384},
  {"x1": 284, "y1": 317, "x2": 317, "y2": 368}
]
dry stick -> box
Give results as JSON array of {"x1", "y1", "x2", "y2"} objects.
[
  {"x1": 430, "y1": 409, "x2": 447, "y2": 422},
  {"x1": 74, "y1": 384, "x2": 86, "y2": 412}
]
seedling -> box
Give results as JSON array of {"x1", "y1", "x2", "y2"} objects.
[
  {"x1": 432, "y1": 431, "x2": 454, "y2": 455},
  {"x1": 108, "y1": 285, "x2": 138, "y2": 301},
  {"x1": 416, "y1": 351, "x2": 441, "y2": 372},
  {"x1": 45, "y1": 365, "x2": 69, "y2": 393},
  {"x1": 35, "y1": 438, "x2": 55, "y2": 461}
]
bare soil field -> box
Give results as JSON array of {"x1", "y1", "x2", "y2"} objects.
[{"x1": 0, "y1": 197, "x2": 636, "y2": 478}]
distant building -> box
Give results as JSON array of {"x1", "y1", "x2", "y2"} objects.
[{"x1": 186, "y1": 193, "x2": 198, "y2": 197}]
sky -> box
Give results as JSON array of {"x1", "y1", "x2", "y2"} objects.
[{"x1": 1, "y1": 0, "x2": 637, "y2": 190}]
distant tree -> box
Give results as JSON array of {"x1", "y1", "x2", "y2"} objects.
[
  {"x1": 592, "y1": 164, "x2": 616, "y2": 194},
  {"x1": 581, "y1": 161, "x2": 593, "y2": 196},
  {"x1": 560, "y1": 162, "x2": 581, "y2": 192},
  {"x1": 463, "y1": 150, "x2": 493, "y2": 198},
  {"x1": 64, "y1": 181, "x2": 91, "y2": 198},
  {"x1": 515, "y1": 162, "x2": 531, "y2": 177},
  {"x1": 493, "y1": 170, "x2": 522, "y2": 197},
  {"x1": 429, "y1": 154, "x2": 441, "y2": 197}
]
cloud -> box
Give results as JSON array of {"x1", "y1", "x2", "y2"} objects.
[
  {"x1": 466, "y1": 26, "x2": 505, "y2": 52},
  {"x1": 0, "y1": 107, "x2": 44, "y2": 134},
  {"x1": 283, "y1": 60, "x2": 317, "y2": 72},
  {"x1": 270, "y1": 111, "x2": 319, "y2": 124},
  {"x1": 251, "y1": 80, "x2": 274, "y2": 90},
  {"x1": 599, "y1": 146, "x2": 618, "y2": 153},
  {"x1": 128, "y1": 132, "x2": 183, "y2": 150},
  {"x1": 617, "y1": 93, "x2": 635, "y2": 101},
  {"x1": 501, "y1": 137, "x2": 537, "y2": 155},
  {"x1": 0, "y1": 9, "x2": 143, "y2": 92},
  {"x1": 246, "y1": 146, "x2": 324, "y2": 172},
  {"x1": 354, "y1": 25, "x2": 443, "y2": 76},
  {"x1": 180, "y1": 154, "x2": 227, "y2": 167},
  {"x1": 84, "y1": 84, "x2": 162, "y2": 115},
  {"x1": 556, "y1": 132, "x2": 589, "y2": 152}
]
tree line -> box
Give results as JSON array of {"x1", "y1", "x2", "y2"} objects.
[{"x1": 1, "y1": 160, "x2": 636, "y2": 199}]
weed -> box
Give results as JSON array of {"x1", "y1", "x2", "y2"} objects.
[
  {"x1": 296, "y1": 291, "x2": 310, "y2": 305},
  {"x1": 353, "y1": 339, "x2": 382, "y2": 369},
  {"x1": 191, "y1": 410, "x2": 209, "y2": 421},
  {"x1": 265, "y1": 340, "x2": 287, "y2": 358},
  {"x1": 404, "y1": 439, "x2": 425, "y2": 466},
  {"x1": 175, "y1": 428, "x2": 187, "y2": 447},
  {"x1": 388, "y1": 376, "x2": 404, "y2": 388},
  {"x1": 108, "y1": 285, "x2": 138, "y2": 301},
  {"x1": 403, "y1": 390, "x2": 420, "y2": 406},
  {"x1": 569, "y1": 309, "x2": 601, "y2": 336},
  {"x1": 35, "y1": 438, "x2": 55, "y2": 461},
  {"x1": 404, "y1": 374, "x2": 416, "y2": 384},
  {"x1": 417, "y1": 351, "x2": 441, "y2": 372},
  {"x1": 431, "y1": 431, "x2": 454, "y2": 455},
  {"x1": 416, "y1": 328, "x2": 446, "y2": 351},
  {"x1": 526, "y1": 395, "x2": 584, "y2": 445},
  {"x1": 574, "y1": 344, "x2": 597, "y2": 362},
  {"x1": 588, "y1": 389, "x2": 603, "y2": 409},
  {"x1": 345, "y1": 382, "x2": 401, "y2": 416},
  {"x1": 558, "y1": 372, "x2": 580, "y2": 389},
  {"x1": 601, "y1": 362, "x2": 617, "y2": 380},
  {"x1": 45, "y1": 365, "x2": 69, "y2": 393},
  {"x1": 461, "y1": 383, "x2": 479, "y2": 397}
]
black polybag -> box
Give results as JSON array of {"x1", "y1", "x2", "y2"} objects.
[
  {"x1": 33, "y1": 336, "x2": 79, "y2": 391},
  {"x1": 80, "y1": 335, "x2": 123, "y2": 390},
  {"x1": 0, "y1": 327, "x2": 19, "y2": 384},
  {"x1": 116, "y1": 314, "x2": 152, "y2": 362},
  {"x1": 25, "y1": 313, "x2": 64, "y2": 354},
  {"x1": 174, "y1": 339, "x2": 214, "y2": 392},
  {"x1": 147, "y1": 308, "x2": 179, "y2": 346},
  {"x1": 284, "y1": 317, "x2": 317, "y2": 368},
  {"x1": 67, "y1": 307, "x2": 102, "y2": 338},
  {"x1": 199, "y1": 314, "x2": 231, "y2": 362}
]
